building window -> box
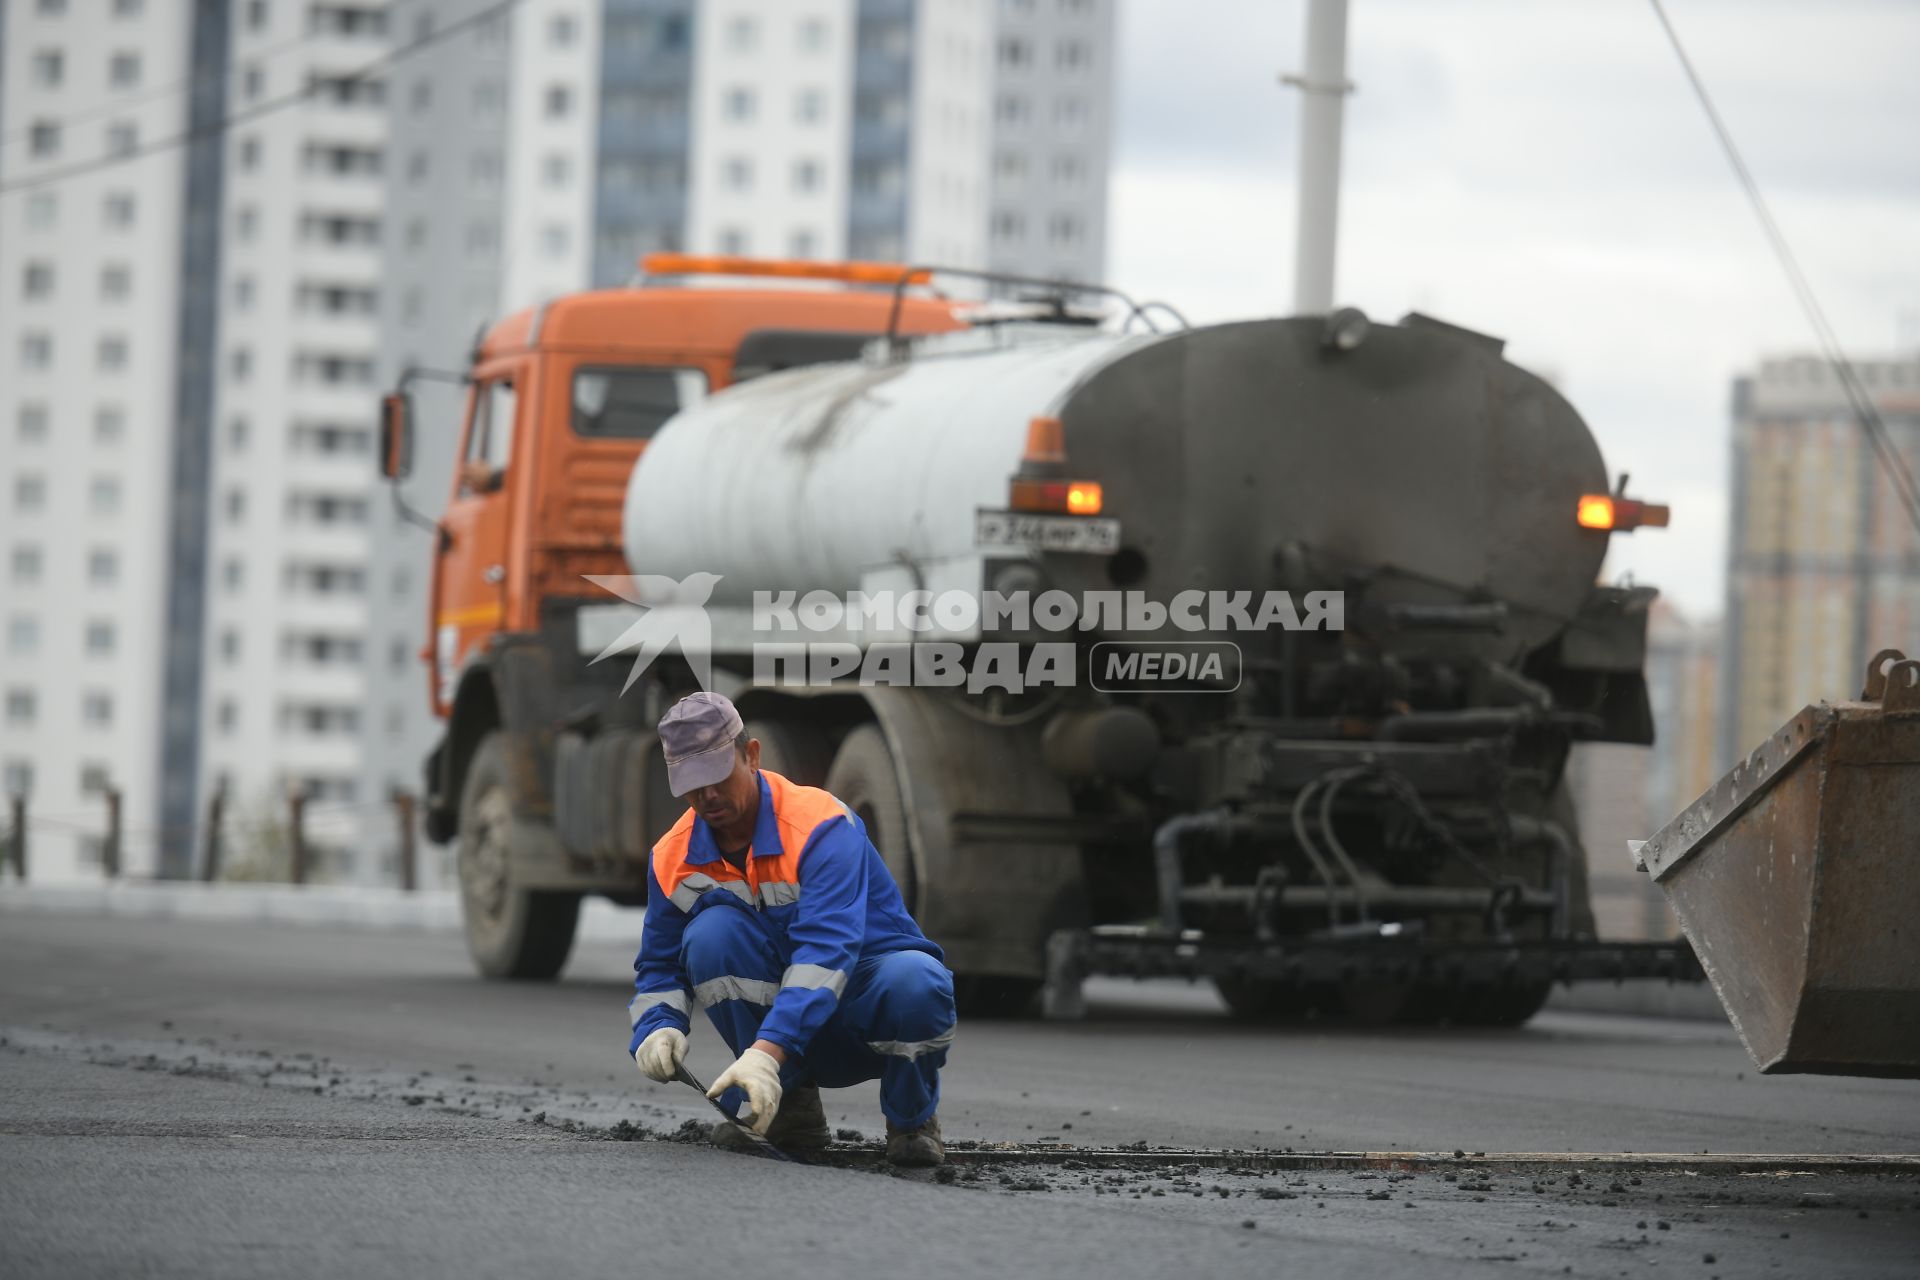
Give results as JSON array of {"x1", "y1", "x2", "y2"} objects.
[
  {"x1": 29, "y1": 121, "x2": 61, "y2": 158},
  {"x1": 796, "y1": 87, "x2": 825, "y2": 124},
  {"x1": 221, "y1": 628, "x2": 240, "y2": 661},
  {"x1": 106, "y1": 122, "x2": 138, "y2": 156},
  {"x1": 98, "y1": 335, "x2": 129, "y2": 371},
  {"x1": 2, "y1": 760, "x2": 32, "y2": 798},
  {"x1": 101, "y1": 264, "x2": 132, "y2": 301},
  {"x1": 409, "y1": 79, "x2": 430, "y2": 113},
  {"x1": 1055, "y1": 96, "x2": 1087, "y2": 129},
  {"x1": 469, "y1": 151, "x2": 501, "y2": 185},
  {"x1": 14, "y1": 474, "x2": 47, "y2": 513},
  {"x1": 104, "y1": 192, "x2": 136, "y2": 228},
  {"x1": 95, "y1": 407, "x2": 126, "y2": 444},
  {"x1": 247, "y1": 0, "x2": 266, "y2": 31},
  {"x1": 11, "y1": 545, "x2": 45, "y2": 584},
  {"x1": 474, "y1": 81, "x2": 503, "y2": 114},
  {"x1": 724, "y1": 87, "x2": 755, "y2": 122},
  {"x1": 1055, "y1": 39, "x2": 1089, "y2": 71},
  {"x1": 993, "y1": 210, "x2": 1025, "y2": 241},
  {"x1": 542, "y1": 224, "x2": 572, "y2": 258},
  {"x1": 79, "y1": 763, "x2": 112, "y2": 794},
  {"x1": 723, "y1": 157, "x2": 753, "y2": 192},
  {"x1": 798, "y1": 16, "x2": 827, "y2": 51},
  {"x1": 223, "y1": 558, "x2": 244, "y2": 591},
  {"x1": 229, "y1": 418, "x2": 250, "y2": 451},
  {"x1": 545, "y1": 85, "x2": 572, "y2": 118},
  {"x1": 85, "y1": 620, "x2": 115, "y2": 656},
  {"x1": 218, "y1": 700, "x2": 238, "y2": 733},
  {"x1": 995, "y1": 95, "x2": 1029, "y2": 126},
  {"x1": 996, "y1": 151, "x2": 1028, "y2": 181},
  {"x1": 89, "y1": 476, "x2": 122, "y2": 515},
  {"x1": 542, "y1": 152, "x2": 571, "y2": 187},
  {"x1": 20, "y1": 332, "x2": 53, "y2": 370},
  {"x1": 231, "y1": 347, "x2": 252, "y2": 381},
  {"x1": 18, "y1": 404, "x2": 50, "y2": 444},
  {"x1": 792, "y1": 159, "x2": 821, "y2": 194},
  {"x1": 1050, "y1": 154, "x2": 1085, "y2": 187},
  {"x1": 998, "y1": 36, "x2": 1031, "y2": 69},
  {"x1": 233, "y1": 276, "x2": 254, "y2": 310},
  {"x1": 238, "y1": 135, "x2": 260, "y2": 170},
  {"x1": 4, "y1": 689, "x2": 36, "y2": 728},
  {"x1": 6, "y1": 617, "x2": 38, "y2": 656},
  {"x1": 407, "y1": 151, "x2": 429, "y2": 182},
  {"x1": 789, "y1": 228, "x2": 817, "y2": 260},
  {"x1": 27, "y1": 194, "x2": 57, "y2": 229},
  {"x1": 549, "y1": 13, "x2": 577, "y2": 45},
  {"x1": 110, "y1": 51, "x2": 142, "y2": 87},
  {"x1": 227, "y1": 489, "x2": 246, "y2": 523},
  {"x1": 726, "y1": 14, "x2": 756, "y2": 51},
  {"x1": 88, "y1": 549, "x2": 119, "y2": 584},
  {"x1": 23, "y1": 261, "x2": 55, "y2": 299},
  {"x1": 1048, "y1": 212, "x2": 1083, "y2": 245},
  {"x1": 719, "y1": 227, "x2": 749, "y2": 255},
  {"x1": 32, "y1": 50, "x2": 64, "y2": 88},
  {"x1": 82, "y1": 691, "x2": 113, "y2": 728},
  {"x1": 235, "y1": 205, "x2": 257, "y2": 240},
  {"x1": 115, "y1": 0, "x2": 144, "y2": 15}
]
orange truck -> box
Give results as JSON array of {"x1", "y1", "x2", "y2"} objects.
[{"x1": 379, "y1": 258, "x2": 962, "y2": 977}]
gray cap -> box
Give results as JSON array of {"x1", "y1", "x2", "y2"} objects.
[{"x1": 658, "y1": 691, "x2": 744, "y2": 797}]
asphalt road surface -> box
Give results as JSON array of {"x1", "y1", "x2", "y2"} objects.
[{"x1": 3, "y1": 912, "x2": 1916, "y2": 1279}]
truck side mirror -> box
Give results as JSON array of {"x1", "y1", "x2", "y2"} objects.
[{"x1": 380, "y1": 392, "x2": 414, "y2": 480}]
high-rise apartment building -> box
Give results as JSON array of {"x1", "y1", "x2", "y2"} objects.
[
  {"x1": 1720, "y1": 351, "x2": 1920, "y2": 763},
  {"x1": 3, "y1": 0, "x2": 1116, "y2": 885},
  {"x1": 1, "y1": 0, "x2": 223, "y2": 881}
]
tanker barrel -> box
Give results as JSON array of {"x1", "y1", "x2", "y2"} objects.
[
  {"x1": 1635, "y1": 649, "x2": 1920, "y2": 1078},
  {"x1": 1040, "y1": 707, "x2": 1161, "y2": 781}
]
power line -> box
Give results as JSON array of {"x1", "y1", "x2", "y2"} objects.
[
  {"x1": 0, "y1": 0, "x2": 523, "y2": 197},
  {"x1": 0, "y1": 0, "x2": 434, "y2": 155},
  {"x1": 1647, "y1": 0, "x2": 1920, "y2": 542}
]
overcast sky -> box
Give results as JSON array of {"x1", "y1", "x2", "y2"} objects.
[{"x1": 1107, "y1": 0, "x2": 1920, "y2": 618}]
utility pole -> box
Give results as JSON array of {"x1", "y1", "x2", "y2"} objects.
[{"x1": 1284, "y1": 0, "x2": 1355, "y2": 315}]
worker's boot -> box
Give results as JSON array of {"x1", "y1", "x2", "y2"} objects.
[
  {"x1": 885, "y1": 1114, "x2": 944, "y2": 1168},
  {"x1": 709, "y1": 1083, "x2": 830, "y2": 1154}
]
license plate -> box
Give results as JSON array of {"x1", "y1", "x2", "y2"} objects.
[{"x1": 976, "y1": 509, "x2": 1122, "y2": 554}]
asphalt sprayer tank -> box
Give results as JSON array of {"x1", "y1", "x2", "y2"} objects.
[{"x1": 624, "y1": 314, "x2": 1610, "y2": 666}]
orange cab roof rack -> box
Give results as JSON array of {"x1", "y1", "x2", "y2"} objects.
[{"x1": 640, "y1": 253, "x2": 933, "y2": 287}]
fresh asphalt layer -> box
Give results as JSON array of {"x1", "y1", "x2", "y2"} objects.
[{"x1": 2, "y1": 911, "x2": 1916, "y2": 1278}]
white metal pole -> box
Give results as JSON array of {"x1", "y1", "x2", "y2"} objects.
[{"x1": 1287, "y1": 0, "x2": 1353, "y2": 315}]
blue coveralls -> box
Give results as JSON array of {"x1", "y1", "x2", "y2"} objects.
[{"x1": 627, "y1": 769, "x2": 955, "y2": 1128}]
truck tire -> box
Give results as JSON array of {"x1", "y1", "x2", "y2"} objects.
[
  {"x1": 824, "y1": 726, "x2": 917, "y2": 909},
  {"x1": 457, "y1": 733, "x2": 580, "y2": 980},
  {"x1": 746, "y1": 717, "x2": 835, "y2": 788}
]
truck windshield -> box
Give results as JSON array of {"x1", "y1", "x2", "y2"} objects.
[{"x1": 571, "y1": 367, "x2": 708, "y2": 439}]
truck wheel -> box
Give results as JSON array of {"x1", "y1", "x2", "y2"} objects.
[
  {"x1": 746, "y1": 718, "x2": 835, "y2": 788},
  {"x1": 1453, "y1": 981, "x2": 1552, "y2": 1027},
  {"x1": 457, "y1": 733, "x2": 580, "y2": 980},
  {"x1": 1214, "y1": 977, "x2": 1316, "y2": 1023},
  {"x1": 825, "y1": 725, "x2": 917, "y2": 910}
]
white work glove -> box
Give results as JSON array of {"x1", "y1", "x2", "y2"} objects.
[
  {"x1": 633, "y1": 1027, "x2": 688, "y2": 1083},
  {"x1": 706, "y1": 1047, "x2": 784, "y2": 1134}
]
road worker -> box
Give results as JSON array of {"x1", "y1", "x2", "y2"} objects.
[{"x1": 626, "y1": 691, "x2": 954, "y2": 1166}]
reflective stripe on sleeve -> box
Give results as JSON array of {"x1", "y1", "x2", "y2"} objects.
[
  {"x1": 693, "y1": 975, "x2": 781, "y2": 1009},
  {"x1": 670, "y1": 872, "x2": 754, "y2": 912},
  {"x1": 868, "y1": 1024, "x2": 956, "y2": 1060},
  {"x1": 756, "y1": 880, "x2": 800, "y2": 908},
  {"x1": 780, "y1": 963, "x2": 848, "y2": 998},
  {"x1": 628, "y1": 989, "x2": 691, "y2": 1026}
]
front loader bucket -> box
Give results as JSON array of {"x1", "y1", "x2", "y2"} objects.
[{"x1": 1634, "y1": 650, "x2": 1920, "y2": 1078}]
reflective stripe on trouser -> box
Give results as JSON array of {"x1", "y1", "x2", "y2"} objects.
[{"x1": 678, "y1": 905, "x2": 955, "y2": 1130}]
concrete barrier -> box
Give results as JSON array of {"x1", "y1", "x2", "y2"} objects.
[{"x1": 0, "y1": 880, "x2": 645, "y2": 944}]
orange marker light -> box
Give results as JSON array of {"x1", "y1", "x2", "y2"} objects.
[
  {"x1": 1577, "y1": 494, "x2": 1671, "y2": 532},
  {"x1": 1576, "y1": 494, "x2": 1616, "y2": 530},
  {"x1": 640, "y1": 252, "x2": 932, "y2": 287},
  {"x1": 1066, "y1": 481, "x2": 1103, "y2": 515}
]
